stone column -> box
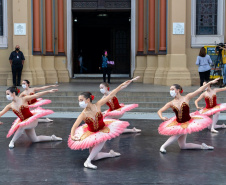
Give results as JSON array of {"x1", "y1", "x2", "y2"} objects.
[
  {"x1": 143, "y1": 0, "x2": 157, "y2": 83},
  {"x1": 161, "y1": 0, "x2": 191, "y2": 86},
  {"x1": 133, "y1": 0, "x2": 146, "y2": 82},
  {"x1": 7, "y1": 0, "x2": 34, "y2": 86}
]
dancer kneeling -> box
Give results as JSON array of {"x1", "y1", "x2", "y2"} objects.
[
  {"x1": 157, "y1": 79, "x2": 219, "y2": 153},
  {"x1": 195, "y1": 81, "x2": 226, "y2": 133},
  {"x1": 19, "y1": 79, "x2": 58, "y2": 122},
  {"x1": 1, "y1": 87, "x2": 62, "y2": 148},
  {"x1": 99, "y1": 81, "x2": 140, "y2": 133},
  {"x1": 68, "y1": 79, "x2": 138, "y2": 169}
]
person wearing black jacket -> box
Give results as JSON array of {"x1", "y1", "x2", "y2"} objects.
[{"x1": 9, "y1": 45, "x2": 25, "y2": 86}]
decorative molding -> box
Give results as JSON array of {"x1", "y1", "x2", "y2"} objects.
[
  {"x1": 72, "y1": 1, "x2": 98, "y2": 8},
  {"x1": 105, "y1": 1, "x2": 130, "y2": 9},
  {"x1": 72, "y1": 0, "x2": 130, "y2": 9},
  {"x1": 191, "y1": 0, "x2": 225, "y2": 48}
]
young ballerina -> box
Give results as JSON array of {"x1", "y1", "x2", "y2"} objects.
[
  {"x1": 19, "y1": 80, "x2": 57, "y2": 122},
  {"x1": 99, "y1": 82, "x2": 140, "y2": 133},
  {"x1": 157, "y1": 79, "x2": 219, "y2": 153},
  {"x1": 68, "y1": 78, "x2": 139, "y2": 169},
  {"x1": 195, "y1": 81, "x2": 226, "y2": 133},
  {"x1": 1, "y1": 86, "x2": 62, "y2": 148}
]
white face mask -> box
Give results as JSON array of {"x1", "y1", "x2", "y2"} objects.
[
  {"x1": 100, "y1": 88, "x2": 106, "y2": 94},
  {"x1": 79, "y1": 101, "x2": 88, "y2": 109},
  {"x1": 170, "y1": 90, "x2": 177, "y2": 98},
  {"x1": 6, "y1": 95, "x2": 13, "y2": 101},
  {"x1": 22, "y1": 84, "x2": 27, "y2": 89}
]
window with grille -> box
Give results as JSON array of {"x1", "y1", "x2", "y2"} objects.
[
  {"x1": 196, "y1": 0, "x2": 218, "y2": 35},
  {"x1": 0, "y1": 0, "x2": 3, "y2": 36}
]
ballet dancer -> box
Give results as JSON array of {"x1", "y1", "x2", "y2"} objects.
[
  {"x1": 68, "y1": 78, "x2": 139, "y2": 169},
  {"x1": 195, "y1": 81, "x2": 226, "y2": 133},
  {"x1": 20, "y1": 79, "x2": 57, "y2": 122},
  {"x1": 157, "y1": 79, "x2": 219, "y2": 153},
  {"x1": 1, "y1": 86, "x2": 62, "y2": 148},
  {"x1": 99, "y1": 82, "x2": 140, "y2": 133}
]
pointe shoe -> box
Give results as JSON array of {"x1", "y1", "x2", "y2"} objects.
[
  {"x1": 84, "y1": 161, "x2": 97, "y2": 169},
  {"x1": 160, "y1": 147, "x2": 166, "y2": 153},
  {"x1": 222, "y1": 124, "x2": 226, "y2": 128},
  {"x1": 9, "y1": 141, "x2": 15, "y2": 149},
  {"x1": 46, "y1": 118, "x2": 53, "y2": 122},
  {"x1": 51, "y1": 135, "x2": 63, "y2": 141},
  {"x1": 133, "y1": 127, "x2": 141, "y2": 133},
  {"x1": 211, "y1": 128, "x2": 218, "y2": 133},
  {"x1": 109, "y1": 150, "x2": 121, "y2": 157},
  {"x1": 201, "y1": 143, "x2": 214, "y2": 150}
]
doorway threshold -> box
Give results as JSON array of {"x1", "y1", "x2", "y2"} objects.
[{"x1": 73, "y1": 74, "x2": 129, "y2": 78}]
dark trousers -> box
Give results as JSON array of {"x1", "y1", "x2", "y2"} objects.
[
  {"x1": 102, "y1": 68, "x2": 111, "y2": 83},
  {"x1": 199, "y1": 70, "x2": 210, "y2": 86},
  {"x1": 12, "y1": 65, "x2": 23, "y2": 86}
]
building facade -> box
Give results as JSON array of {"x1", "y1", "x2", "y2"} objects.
[{"x1": 0, "y1": 0, "x2": 225, "y2": 86}]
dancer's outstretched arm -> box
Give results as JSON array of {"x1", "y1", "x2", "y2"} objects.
[
  {"x1": 0, "y1": 104, "x2": 11, "y2": 117},
  {"x1": 70, "y1": 113, "x2": 85, "y2": 141},
  {"x1": 158, "y1": 102, "x2": 172, "y2": 121},
  {"x1": 214, "y1": 86, "x2": 226, "y2": 93},
  {"x1": 186, "y1": 78, "x2": 219, "y2": 100},
  {"x1": 23, "y1": 89, "x2": 58, "y2": 102},
  {"x1": 96, "y1": 77, "x2": 139, "y2": 107},
  {"x1": 33, "y1": 84, "x2": 58, "y2": 92},
  {"x1": 195, "y1": 93, "x2": 205, "y2": 109}
]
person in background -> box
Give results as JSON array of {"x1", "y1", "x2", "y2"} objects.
[
  {"x1": 196, "y1": 47, "x2": 212, "y2": 86},
  {"x1": 99, "y1": 50, "x2": 111, "y2": 84},
  {"x1": 78, "y1": 50, "x2": 87, "y2": 74},
  {"x1": 9, "y1": 45, "x2": 25, "y2": 86}
]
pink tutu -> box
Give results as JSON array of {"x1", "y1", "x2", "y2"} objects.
[
  {"x1": 103, "y1": 104, "x2": 138, "y2": 119},
  {"x1": 7, "y1": 107, "x2": 53, "y2": 138},
  {"x1": 158, "y1": 112, "x2": 212, "y2": 136},
  {"x1": 68, "y1": 119, "x2": 129, "y2": 150},
  {"x1": 199, "y1": 103, "x2": 226, "y2": 116},
  {"x1": 28, "y1": 98, "x2": 51, "y2": 108}
]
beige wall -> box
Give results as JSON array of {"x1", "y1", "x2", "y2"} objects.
[
  {"x1": 134, "y1": 0, "x2": 226, "y2": 86},
  {"x1": 0, "y1": 0, "x2": 69, "y2": 86}
]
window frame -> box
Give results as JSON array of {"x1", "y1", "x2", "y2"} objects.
[
  {"x1": 0, "y1": 0, "x2": 7, "y2": 48},
  {"x1": 191, "y1": 0, "x2": 225, "y2": 48}
]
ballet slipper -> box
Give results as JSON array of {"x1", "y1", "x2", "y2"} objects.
[
  {"x1": 46, "y1": 118, "x2": 53, "y2": 122},
  {"x1": 132, "y1": 127, "x2": 141, "y2": 133},
  {"x1": 201, "y1": 143, "x2": 214, "y2": 150},
  {"x1": 211, "y1": 128, "x2": 218, "y2": 133},
  {"x1": 84, "y1": 160, "x2": 97, "y2": 169},
  {"x1": 51, "y1": 135, "x2": 62, "y2": 141},
  {"x1": 160, "y1": 147, "x2": 166, "y2": 153},
  {"x1": 222, "y1": 124, "x2": 226, "y2": 128},
  {"x1": 9, "y1": 141, "x2": 15, "y2": 149},
  {"x1": 109, "y1": 150, "x2": 121, "y2": 157}
]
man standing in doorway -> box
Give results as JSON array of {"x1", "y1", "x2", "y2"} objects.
[{"x1": 9, "y1": 45, "x2": 25, "y2": 86}]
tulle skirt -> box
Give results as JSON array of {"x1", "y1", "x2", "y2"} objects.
[
  {"x1": 199, "y1": 103, "x2": 226, "y2": 116},
  {"x1": 158, "y1": 112, "x2": 212, "y2": 136},
  {"x1": 68, "y1": 119, "x2": 129, "y2": 150},
  {"x1": 28, "y1": 98, "x2": 51, "y2": 108},
  {"x1": 7, "y1": 107, "x2": 54, "y2": 138},
  {"x1": 103, "y1": 104, "x2": 138, "y2": 119}
]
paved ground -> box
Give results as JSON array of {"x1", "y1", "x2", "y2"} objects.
[{"x1": 1, "y1": 118, "x2": 226, "y2": 185}]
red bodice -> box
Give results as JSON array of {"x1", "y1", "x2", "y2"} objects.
[
  {"x1": 12, "y1": 105, "x2": 33, "y2": 121},
  {"x1": 106, "y1": 96, "x2": 122, "y2": 111},
  {"x1": 28, "y1": 92, "x2": 37, "y2": 105},
  {"x1": 171, "y1": 102, "x2": 191, "y2": 123},
  {"x1": 205, "y1": 95, "x2": 217, "y2": 108},
  {"x1": 84, "y1": 112, "x2": 105, "y2": 132}
]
